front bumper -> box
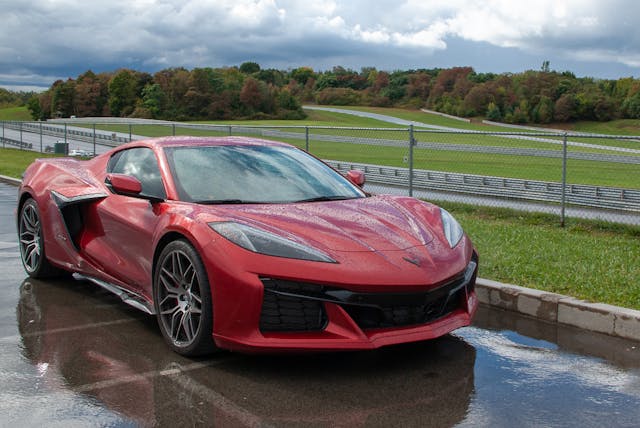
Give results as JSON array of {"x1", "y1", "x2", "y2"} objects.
[{"x1": 212, "y1": 254, "x2": 478, "y2": 353}]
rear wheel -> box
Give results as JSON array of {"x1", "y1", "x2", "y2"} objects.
[
  {"x1": 18, "y1": 198, "x2": 66, "y2": 278},
  {"x1": 154, "y1": 240, "x2": 216, "y2": 356}
]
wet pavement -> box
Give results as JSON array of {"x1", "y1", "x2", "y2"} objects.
[{"x1": 1, "y1": 182, "x2": 640, "y2": 427}]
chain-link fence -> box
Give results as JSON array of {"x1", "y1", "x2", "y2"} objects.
[{"x1": 2, "y1": 119, "x2": 639, "y2": 225}]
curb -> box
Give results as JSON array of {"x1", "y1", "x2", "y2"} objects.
[
  {"x1": 476, "y1": 278, "x2": 640, "y2": 342},
  {"x1": 0, "y1": 176, "x2": 638, "y2": 342}
]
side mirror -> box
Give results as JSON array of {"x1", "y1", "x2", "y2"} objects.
[
  {"x1": 346, "y1": 170, "x2": 365, "y2": 188},
  {"x1": 106, "y1": 173, "x2": 142, "y2": 195}
]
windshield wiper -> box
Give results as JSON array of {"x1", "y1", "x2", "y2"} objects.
[
  {"x1": 195, "y1": 199, "x2": 255, "y2": 205},
  {"x1": 295, "y1": 195, "x2": 355, "y2": 203}
]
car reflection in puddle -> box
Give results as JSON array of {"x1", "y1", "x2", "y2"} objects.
[{"x1": 17, "y1": 278, "x2": 476, "y2": 427}]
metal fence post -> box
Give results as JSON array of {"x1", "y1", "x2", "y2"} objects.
[
  {"x1": 172, "y1": 124, "x2": 176, "y2": 136},
  {"x1": 408, "y1": 125, "x2": 415, "y2": 197},
  {"x1": 305, "y1": 126, "x2": 309, "y2": 152},
  {"x1": 561, "y1": 132, "x2": 568, "y2": 227},
  {"x1": 93, "y1": 123, "x2": 96, "y2": 155},
  {"x1": 39, "y1": 122, "x2": 43, "y2": 153},
  {"x1": 2, "y1": 121, "x2": 4, "y2": 148},
  {"x1": 228, "y1": 125, "x2": 232, "y2": 136},
  {"x1": 19, "y1": 122, "x2": 23, "y2": 150},
  {"x1": 129, "y1": 124, "x2": 132, "y2": 142}
]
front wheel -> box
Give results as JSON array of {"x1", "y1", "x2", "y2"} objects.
[
  {"x1": 18, "y1": 198, "x2": 66, "y2": 278},
  {"x1": 154, "y1": 240, "x2": 216, "y2": 356}
]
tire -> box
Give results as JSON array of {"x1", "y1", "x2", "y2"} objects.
[
  {"x1": 154, "y1": 240, "x2": 216, "y2": 356},
  {"x1": 18, "y1": 198, "x2": 67, "y2": 278}
]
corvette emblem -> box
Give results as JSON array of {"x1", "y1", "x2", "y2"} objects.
[{"x1": 403, "y1": 257, "x2": 421, "y2": 267}]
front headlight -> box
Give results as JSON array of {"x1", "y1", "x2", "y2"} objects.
[
  {"x1": 440, "y1": 208, "x2": 464, "y2": 248},
  {"x1": 209, "y1": 221, "x2": 336, "y2": 263}
]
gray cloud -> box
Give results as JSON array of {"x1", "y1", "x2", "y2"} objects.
[{"x1": 1, "y1": 0, "x2": 640, "y2": 91}]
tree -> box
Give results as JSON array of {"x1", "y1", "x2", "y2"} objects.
[
  {"x1": 75, "y1": 70, "x2": 107, "y2": 117},
  {"x1": 316, "y1": 88, "x2": 361, "y2": 105},
  {"x1": 532, "y1": 96, "x2": 554, "y2": 123},
  {"x1": 622, "y1": 91, "x2": 640, "y2": 118},
  {"x1": 108, "y1": 70, "x2": 139, "y2": 117},
  {"x1": 290, "y1": 67, "x2": 315, "y2": 85},
  {"x1": 37, "y1": 91, "x2": 53, "y2": 120},
  {"x1": 372, "y1": 71, "x2": 390, "y2": 94},
  {"x1": 485, "y1": 102, "x2": 502, "y2": 121},
  {"x1": 554, "y1": 94, "x2": 577, "y2": 122},
  {"x1": 541, "y1": 60, "x2": 550, "y2": 72},
  {"x1": 240, "y1": 77, "x2": 263, "y2": 113},
  {"x1": 276, "y1": 88, "x2": 300, "y2": 111},
  {"x1": 593, "y1": 95, "x2": 616, "y2": 121},
  {"x1": 255, "y1": 69, "x2": 285, "y2": 86},
  {"x1": 51, "y1": 79, "x2": 76, "y2": 117},
  {"x1": 314, "y1": 72, "x2": 338, "y2": 91},
  {"x1": 142, "y1": 83, "x2": 165, "y2": 118},
  {"x1": 27, "y1": 96, "x2": 42, "y2": 120},
  {"x1": 463, "y1": 85, "x2": 491, "y2": 116},
  {"x1": 239, "y1": 61, "x2": 261, "y2": 74},
  {"x1": 406, "y1": 72, "x2": 430, "y2": 100},
  {"x1": 208, "y1": 91, "x2": 234, "y2": 119}
]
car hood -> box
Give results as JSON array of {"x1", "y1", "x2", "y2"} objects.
[{"x1": 203, "y1": 195, "x2": 442, "y2": 254}]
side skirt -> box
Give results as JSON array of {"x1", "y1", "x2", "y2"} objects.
[{"x1": 75, "y1": 273, "x2": 156, "y2": 315}]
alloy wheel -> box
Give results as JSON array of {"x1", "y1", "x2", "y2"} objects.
[
  {"x1": 157, "y1": 248, "x2": 204, "y2": 348},
  {"x1": 19, "y1": 201, "x2": 42, "y2": 274}
]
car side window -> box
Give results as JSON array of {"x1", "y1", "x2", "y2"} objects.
[{"x1": 107, "y1": 147, "x2": 166, "y2": 199}]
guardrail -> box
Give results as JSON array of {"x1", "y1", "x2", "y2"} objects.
[
  {"x1": 3, "y1": 122, "x2": 125, "y2": 146},
  {"x1": 326, "y1": 160, "x2": 640, "y2": 212},
  {"x1": 0, "y1": 136, "x2": 32, "y2": 149}
]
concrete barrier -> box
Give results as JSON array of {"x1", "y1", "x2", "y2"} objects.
[{"x1": 476, "y1": 278, "x2": 640, "y2": 342}]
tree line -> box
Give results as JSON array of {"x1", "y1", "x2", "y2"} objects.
[
  {"x1": 22, "y1": 61, "x2": 640, "y2": 123},
  {"x1": 0, "y1": 88, "x2": 34, "y2": 108}
]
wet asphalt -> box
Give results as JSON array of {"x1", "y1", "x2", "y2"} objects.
[{"x1": 1, "y1": 182, "x2": 639, "y2": 427}]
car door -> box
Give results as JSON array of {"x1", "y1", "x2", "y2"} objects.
[{"x1": 82, "y1": 147, "x2": 166, "y2": 296}]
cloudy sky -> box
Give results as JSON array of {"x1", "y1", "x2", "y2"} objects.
[{"x1": 2, "y1": 0, "x2": 640, "y2": 91}]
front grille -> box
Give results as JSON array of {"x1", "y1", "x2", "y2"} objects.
[
  {"x1": 259, "y1": 280, "x2": 328, "y2": 332},
  {"x1": 259, "y1": 255, "x2": 477, "y2": 332},
  {"x1": 342, "y1": 286, "x2": 464, "y2": 329}
]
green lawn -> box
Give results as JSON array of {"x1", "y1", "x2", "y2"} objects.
[
  {"x1": 555, "y1": 119, "x2": 640, "y2": 136},
  {"x1": 0, "y1": 147, "x2": 59, "y2": 177},
  {"x1": 442, "y1": 202, "x2": 640, "y2": 310},
  {"x1": 0, "y1": 106, "x2": 31, "y2": 121}
]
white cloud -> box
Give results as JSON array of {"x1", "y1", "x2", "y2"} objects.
[{"x1": 1, "y1": 0, "x2": 639, "y2": 88}]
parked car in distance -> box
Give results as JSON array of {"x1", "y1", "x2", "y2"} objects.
[{"x1": 68, "y1": 149, "x2": 94, "y2": 157}]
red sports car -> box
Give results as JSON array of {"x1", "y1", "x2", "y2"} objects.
[{"x1": 17, "y1": 136, "x2": 478, "y2": 355}]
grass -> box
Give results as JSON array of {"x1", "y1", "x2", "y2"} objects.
[
  {"x1": 439, "y1": 202, "x2": 640, "y2": 310},
  {"x1": 1, "y1": 145, "x2": 639, "y2": 309},
  {"x1": 0, "y1": 147, "x2": 59, "y2": 177},
  {"x1": 550, "y1": 119, "x2": 640, "y2": 136},
  {"x1": 0, "y1": 106, "x2": 31, "y2": 121}
]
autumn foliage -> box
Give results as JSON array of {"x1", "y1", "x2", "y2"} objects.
[{"x1": 26, "y1": 62, "x2": 640, "y2": 123}]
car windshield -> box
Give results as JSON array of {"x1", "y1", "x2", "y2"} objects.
[{"x1": 164, "y1": 144, "x2": 366, "y2": 204}]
